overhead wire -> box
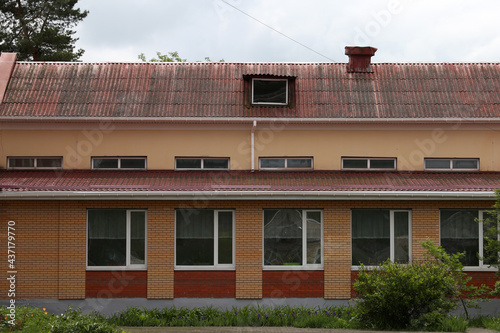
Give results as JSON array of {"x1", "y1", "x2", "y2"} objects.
[{"x1": 220, "y1": 0, "x2": 335, "y2": 62}]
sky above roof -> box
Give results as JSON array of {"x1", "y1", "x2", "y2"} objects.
[{"x1": 74, "y1": 0, "x2": 500, "y2": 64}]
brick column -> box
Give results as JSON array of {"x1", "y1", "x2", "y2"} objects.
[
  {"x1": 235, "y1": 203, "x2": 262, "y2": 299},
  {"x1": 324, "y1": 202, "x2": 352, "y2": 299},
  {"x1": 147, "y1": 203, "x2": 174, "y2": 299},
  {"x1": 58, "y1": 201, "x2": 86, "y2": 299}
]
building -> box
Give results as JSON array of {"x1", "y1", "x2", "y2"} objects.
[{"x1": 0, "y1": 47, "x2": 499, "y2": 312}]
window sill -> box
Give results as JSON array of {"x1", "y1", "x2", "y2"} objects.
[
  {"x1": 263, "y1": 265, "x2": 323, "y2": 271},
  {"x1": 86, "y1": 266, "x2": 147, "y2": 271},
  {"x1": 351, "y1": 265, "x2": 498, "y2": 272},
  {"x1": 175, "y1": 266, "x2": 235, "y2": 271}
]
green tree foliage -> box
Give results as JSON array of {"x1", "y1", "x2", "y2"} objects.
[
  {"x1": 480, "y1": 189, "x2": 500, "y2": 294},
  {"x1": 0, "y1": 0, "x2": 88, "y2": 61},
  {"x1": 138, "y1": 51, "x2": 224, "y2": 63},
  {"x1": 353, "y1": 240, "x2": 490, "y2": 330}
]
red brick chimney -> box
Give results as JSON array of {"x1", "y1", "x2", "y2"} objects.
[{"x1": 345, "y1": 46, "x2": 377, "y2": 73}]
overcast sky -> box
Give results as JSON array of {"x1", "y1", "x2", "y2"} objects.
[{"x1": 74, "y1": 0, "x2": 500, "y2": 64}]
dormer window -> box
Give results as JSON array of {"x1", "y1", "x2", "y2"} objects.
[
  {"x1": 252, "y1": 78, "x2": 288, "y2": 105},
  {"x1": 244, "y1": 75, "x2": 295, "y2": 108}
]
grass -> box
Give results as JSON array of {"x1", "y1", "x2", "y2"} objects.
[{"x1": 1, "y1": 304, "x2": 500, "y2": 332}]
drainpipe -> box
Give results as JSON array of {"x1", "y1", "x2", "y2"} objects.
[{"x1": 251, "y1": 120, "x2": 257, "y2": 172}]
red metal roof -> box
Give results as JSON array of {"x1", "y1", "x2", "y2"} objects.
[
  {"x1": 1, "y1": 170, "x2": 499, "y2": 192},
  {"x1": 1, "y1": 62, "x2": 499, "y2": 119}
]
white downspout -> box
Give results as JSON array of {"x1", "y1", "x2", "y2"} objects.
[{"x1": 251, "y1": 120, "x2": 257, "y2": 172}]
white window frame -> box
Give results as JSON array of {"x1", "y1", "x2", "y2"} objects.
[
  {"x1": 351, "y1": 209, "x2": 412, "y2": 270},
  {"x1": 175, "y1": 209, "x2": 236, "y2": 271},
  {"x1": 439, "y1": 209, "x2": 497, "y2": 271},
  {"x1": 175, "y1": 157, "x2": 230, "y2": 170},
  {"x1": 259, "y1": 157, "x2": 313, "y2": 171},
  {"x1": 86, "y1": 209, "x2": 147, "y2": 271},
  {"x1": 91, "y1": 157, "x2": 147, "y2": 170},
  {"x1": 341, "y1": 157, "x2": 397, "y2": 171},
  {"x1": 424, "y1": 158, "x2": 479, "y2": 171},
  {"x1": 263, "y1": 209, "x2": 324, "y2": 270},
  {"x1": 7, "y1": 156, "x2": 63, "y2": 170},
  {"x1": 252, "y1": 78, "x2": 289, "y2": 105}
]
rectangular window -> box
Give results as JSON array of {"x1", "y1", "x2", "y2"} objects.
[
  {"x1": 440, "y1": 209, "x2": 495, "y2": 267},
  {"x1": 259, "y1": 157, "x2": 313, "y2": 170},
  {"x1": 342, "y1": 157, "x2": 396, "y2": 170},
  {"x1": 252, "y1": 78, "x2": 288, "y2": 105},
  {"x1": 87, "y1": 209, "x2": 147, "y2": 270},
  {"x1": 425, "y1": 158, "x2": 479, "y2": 171},
  {"x1": 175, "y1": 209, "x2": 235, "y2": 269},
  {"x1": 175, "y1": 157, "x2": 229, "y2": 170},
  {"x1": 92, "y1": 157, "x2": 146, "y2": 170},
  {"x1": 263, "y1": 209, "x2": 323, "y2": 269},
  {"x1": 352, "y1": 209, "x2": 411, "y2": 266},
  {"x1": 7, "y1": 157, "x2": 62, "y2": 170}
]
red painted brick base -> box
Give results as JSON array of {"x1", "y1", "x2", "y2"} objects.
[
  {"x1": 86, "y1": 271, "x2": 147, "y2": 298},
  {"x1": 174, "y1": 271, "x2": 236, "y2": 298},
  {"x1": 263, "y1": 271, "x2": 324, "y2": 298}
]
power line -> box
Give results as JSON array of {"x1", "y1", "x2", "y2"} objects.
[{"x1": 220, "y1": 0, "x2": 335, "y2": 62}]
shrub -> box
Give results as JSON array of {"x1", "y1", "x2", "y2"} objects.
[
  {"x1": 50, "y1": 307, "x2": 121, "y2": 333},
  {"x1": 353, "y1": 239, "x2": 489, "y2": 330}
]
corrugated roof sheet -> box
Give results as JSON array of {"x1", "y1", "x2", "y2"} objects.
[
  {"x1": 1, "y1": 62, "x2": 499, "y2": 119},
  {"x1": 1, "y1": 170, "x2": 499, "y2": 192}
]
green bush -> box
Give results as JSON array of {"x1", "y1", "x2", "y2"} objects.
[
  {"x1": 353, "y1": 240, "x2": 490, "y2": 331},
  {"x1": 50, "y1": 307, "x2": 121, "y2": 333}
]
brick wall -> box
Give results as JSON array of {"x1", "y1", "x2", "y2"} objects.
[
  {"x1": 0, "y1": 199, "x2": 496, "y2": 301},
  {"x1": 174, "y1": 271, "x2": 236, "y2": 298},
  {"x1": 263, "y1": 271, "x2": 323, "y2": 298},
  {"x1": 86, "y1": 271, "x2": 147, "y2": 298}
]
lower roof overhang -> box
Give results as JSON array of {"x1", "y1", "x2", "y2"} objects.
[{"x1": 0, "y1": 190, "x2": 495, "y2": 201}]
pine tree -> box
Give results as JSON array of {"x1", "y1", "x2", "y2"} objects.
[{"x1": 0, "y1": 0, "x2": 88, "y2": 61}]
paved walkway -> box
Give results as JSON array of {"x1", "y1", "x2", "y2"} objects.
[{"x1": 120, "y1": 326, "x2": 499, "y2": 333}]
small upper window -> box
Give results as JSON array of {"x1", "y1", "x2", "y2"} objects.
[
  {"x1": 7, "y1": 157, "x2": 62, "y2": 170},
  {"x1": 342, "y1": 157, "x2": 396, "y2": 170},
  {"x1": 175, "y1": 157, "x2": 229, "y2": 170},
  {"x1": 252, "y1": 78, "x2": 288, "y2": 105},
  {"x1": 92, "y1": 157, "x2": 146, "y2": 170},
  {"x1": 260, "y1": 157, "x2": 313, "y2": 170},
  {"x1": 424, "y1": 158, "x2": 479, "y2": 171}
]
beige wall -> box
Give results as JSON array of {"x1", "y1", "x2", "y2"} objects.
[{"x1": 1, "y1": 128, "x2": 499, "y2": 171}]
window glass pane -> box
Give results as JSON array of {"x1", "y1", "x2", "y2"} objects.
[
  {"x1": 352, "y1": 210, "x2": 390, "y2": 265},
  {"x1": 36, "y1": 158, "x2": 62, "y2": 168},
  {"x1": 176, "y1": 210, "x2": 214, "y2": 265},
  {"x1": 425, "y1": 159, "x2": 450, "y2": 169},
  {"x1": 88, "y1": 210, "x2": 127, "y2": 266},
  {"x1": 130, "y1": 211, "x2": 146, "y2": 265},
  {"x1": 264, "y1": 209, "x2": 303, "y2": 266},
  {"x1": 483, "y1": 217, "x2": 498, "y2": 266},
  {"x1": 306, "y1": 211, "x2": 322, "y2": 264},
  {"x1": 453, "y1": 159, "x2": 478, "y2": 169},
  {"x1": 261, "y1": 159, "x2": 285, "y2": 169},
  {"x1": 93, "y1": 158, "x2": 119, "y2": 169},
  {"x1": 394, "y1": 211, "x2": 409, "y2": 263},
  {"x1": 176, "y1": 158, "x2": 202, "y2": 169},
  {"x1": 204, "y1": 158, "x2": 229, "y2": 169},
  {"x1": 9, "y1": 158, "x2": 34, "y2": 168},
  {"x1": 343, "y1": 159, "x2": 368, "y2": 169},
  {"x1": 218, "y1": 211, "x2": 233, "y2": 264},
  {"x1": 121, "y1": 158, "x2": 146, "y2": 169},
  {"x1": 370, "y1": 159, "x2": 395, "y2": 169},
  {"x1": 440, "y1": 210, "x2": 479, "y2": 266},
  {"x1": 288, "y1": 158, "x2": 312, "y2": 168},
  {"x1": 253, "y1": 80, "x2": 287, "y2": 104}
]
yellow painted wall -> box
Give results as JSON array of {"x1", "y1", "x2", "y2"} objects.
[{"x1": 1, "y1": 128, "x2": 499, "y2": 171}]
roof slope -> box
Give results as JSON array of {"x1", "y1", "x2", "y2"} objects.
[
  {"x1": 0, "y1": 62, "x2": 499, "y2": 119},
  {"x1": 1, "y1": 170, "x2": 499, "y2": 193}
]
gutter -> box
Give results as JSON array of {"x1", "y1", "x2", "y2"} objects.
[{"x1": 0, "y1": 190, "x2": 495, "y2": 201}]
